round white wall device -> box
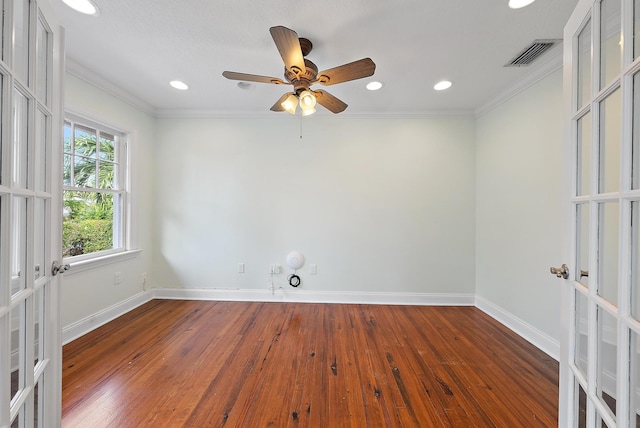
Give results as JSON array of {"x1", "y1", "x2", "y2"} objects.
[{"x1": 286, "y1": 251, "x2": 305, "y2": 270}]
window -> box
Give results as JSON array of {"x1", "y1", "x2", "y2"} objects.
[{"x1": 63, "y1": 115, "x2": 128, "y2": 261}]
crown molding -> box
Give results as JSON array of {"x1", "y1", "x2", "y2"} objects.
[
  {"x1": 65, "y1": 57, "x2": 158, "y2": 117},
  {"x1": 475, "y1": 42, "x2": 563, "y2": 117}
]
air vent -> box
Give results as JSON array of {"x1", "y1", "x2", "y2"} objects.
[{"x1": 505, "y1": 39, "x2": 561, "y2": 67}]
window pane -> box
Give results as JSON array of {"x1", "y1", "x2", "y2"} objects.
[
  {"x1": 597, "y1": 307, "x2": 617, "y2": 417},
  {"x1": 99, "y1": 161, "x2": 114, "y2": 189},
  {"x1": 578, "y1": 203, "x2": 591, "y2": 287},
  {"x1": 635, "y1": 0, "x2": 640, "y2": 60},
  {"x1": 577, "y1": 380, "x2": 588, "y2": 427},
  {"x1": 74, "y1": 125, "x2": 96, "y2": 158},
  {"x1": 578, "y1": 18, "x2": 592, "y2": 109},
  {"x1": 575, "y1": 290, "x2": 589, "y2": 378},
  {"x1": 599, "y1": 88, "x2": 621, "y2": 194},
  {"x1": 73, "y1": 156, "x2": 96, "y2": 188},
  {"x1": 11, "y1": 197, "x2": 27, "y2": 296},
  {"x1": 13, "y1": 0, "x2": 29, "y2": 84},
  {"x1": 63, "y1": 191, "x2": 114, "y2": 257},
  {"x1": 12, "y1": 89, "x2": 29, "y2": 188},
  {"x1": 99, "y1": 133, "x2": 115, "y2": 161},
  {"x1": 600, "y1": 0, "x2": 622, "y2": 89},
  {"x1": 35, "y1": 109, "x2": 48, "y2": 192},
  {"x1": 634, "y1": 71, "x2": 640, "y2": 189},
  {"x1": 578, "y1": 112, "x2": 592, "y2": 195},
  {"x1": 34, "y1": 287, "x2": 45, "y2": 366},
  {"x1": 599, "y1": 202, "x2": 619, "y2": 305},
  {"x1": 34, "y1": 198, "x2": 45, "y2": 281},
  {"x1": 35, "y1": 17, "x2": 49, "y2": 103},
  {"x1": 632, "y1": 201, "x2": 640, "y2": 320},
  {"x1": 63, "y1": 121, "x2": 71, "y2": 153},
  {"x1": 10, "y1": 302, "x2": 25, "y2": 403},
  {"x1": 631, "y1": 328, "x2": 640, "y2": 425}
]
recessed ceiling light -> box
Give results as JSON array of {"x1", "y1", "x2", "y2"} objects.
[
  {"x1": 170, "y1": 80, "x2": 189, "y2": 90},
  {"x1": 62, "y1": 0, "x2": 100, "y2": 15},
  {"x1": 366, "y1": 81, "x2": 383, "y2": 91},
  {"x1": 434, "y1": 80, "x2": 453, "y2": 91},
  {"x1": 508, "y1": 0, "x2": 535, "y2": 9},
  {"x1": 237, "y1": 82, "x2": 255, "y2": 90}
]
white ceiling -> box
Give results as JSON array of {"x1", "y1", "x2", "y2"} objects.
[{"x1": 50, "y1": 0, "x2": 579, "y2": 117}]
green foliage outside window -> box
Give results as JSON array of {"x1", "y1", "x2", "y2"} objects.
[{"x1": 63, "y1": 124, "x2": 118, "y2": 257}]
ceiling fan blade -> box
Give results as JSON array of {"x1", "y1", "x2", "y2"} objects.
[
  {"x1": 313, "y1": 89, "x2": 348, "y2": 114},
  {"x1": 316, "y1": 58, "x2": 376, "y2": 86},
  {"x1": 222, "y1": 71, "x2": 285, "y2": 85},
  {"x1": 270, "y1": 92, "x2": 293, "y2": 112},
  {"x1": 269, "y1": 26, "x2": 306, "y2": 75}
]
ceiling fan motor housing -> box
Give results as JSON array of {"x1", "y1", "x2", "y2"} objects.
[{"x1": 285, "y1": 59, "x2": 318, "y2": 92}]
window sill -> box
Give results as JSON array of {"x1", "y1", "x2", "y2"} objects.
[{"x1": 64, "y1": 249, "x2": 142, "y2": 276}]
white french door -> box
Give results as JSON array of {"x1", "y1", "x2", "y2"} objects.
[
  {"x1": 0, "y1": 0, "x2": 62, "y2": 427},
  {"x1": 561, "y1": 0, "x2": 640, "y2": 426}
]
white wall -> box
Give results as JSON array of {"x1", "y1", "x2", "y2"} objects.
[
  {"x1": 152, "y1": 117, "x2": 477, "y2": 296},
  {"x1": 61, "y1": 73, "x2": 156, "y2": 328},
  {"x1": 475, "y1": 69, "x2": 564, "y2": 343}
]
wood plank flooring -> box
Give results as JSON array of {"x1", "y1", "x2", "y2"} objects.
[{"x1": 62, "y1": 300, "x2": 558, "y2": 427}]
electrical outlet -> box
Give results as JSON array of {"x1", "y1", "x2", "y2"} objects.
[
  {"x1": 238, "y1": 263, "x2": 245, "y2": 273},
  {"x1": 310, "y1": 264, "x2": 317, "y2": 275},
  {"x1": 141, "y1": 272, "x2": 147, "y2": 285},
  {"x1": 114, "y1": 272, "x2": 122, "y2": 284},
  {"x1": 270, "y1": 264, "x2": 281, "y2": 274}
]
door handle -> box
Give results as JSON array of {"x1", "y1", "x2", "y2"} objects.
[
  {"x1": 550, "y1": 264, "x2": 569, "y2": 279},
  {"x1": 51, "y1": 260, "x2": 70, "y2": 276}
]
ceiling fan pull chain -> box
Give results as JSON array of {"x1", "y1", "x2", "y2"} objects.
[{"x1": 299, "y1": 113, "x2": 303, "y2": 139}]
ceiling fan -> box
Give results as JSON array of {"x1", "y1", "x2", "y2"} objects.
[{"x1": 223, "y1": 26, "x2": 376, "y2": 115}]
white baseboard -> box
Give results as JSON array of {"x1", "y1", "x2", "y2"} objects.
[
  {"x1": 61, "y1": 288, "x2": 558, "y2": 363},
  {"x1": 62, "y1": 290, "x2": 154, "y2": 345},
  {"x1": 152, "y1": 287, "x2": 476, "y2": 306},
  {"x1": 475, "y1": 295, "x2": 559, "y2": 361}
]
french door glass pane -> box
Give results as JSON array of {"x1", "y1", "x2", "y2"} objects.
[
  {"x1": 11, "y1": 197, "x2": 27, "y2": 296},
  {"x1": 10, "y1": 302, "x2": 25, "y2": 403},
  {"x1": 578, "y1": 18, "x2": 592, "y2": 109},
  {"x1": 13, "y1": 0, "x2": 29, "y2": 84},
  {"x1": 577, "y1": 380, "x2": 588, "y2": 427},
  {"x1": 600, "y1": 0, "x2": 622, "y2": 89},
  {"x1": 599, "y1": 88, "x2": 621, "y2": 194},
  {"x1": 632, "y1": 201, "x2": 640, "y2": 319},
  {"x1": 578, "y1": 112, "x2": 592, "y2": 196},
  {"x1": 635, "y1": 0, "x2": 640, "y2": 60},
  {"x1": 34, "y1": 198, "x2": 45, "y2": 282},
  {"x1": 12, "y1": 89, "x2": 29, "y2": 188},
  {"x1": 34, "y1": 287, "x2": 44, "y2": 366},
  {"x1": 35, "y1": 17, "x2": 48, "y2": 104},
  {"x1": 630, "y1": 328, "x2": 640, "y2": 425},
  {"x1": 576, "y1": 290, "x2": 589, "y2": 377},
  {"x1": 634, "y1": 71, "x2": 640, "y2": 189},
  {"x1": 597, "y1": 307, "x2": 618, "y2": 416},
  {"x1": 578, "y1": 203, "x2": 591, "y2": 287},
  {"x1": 599, "y1": 202, "x2": 619, "y2": 305},
  {"x1": 35, "y1": 110, "x2": 48, "y2": 192}
]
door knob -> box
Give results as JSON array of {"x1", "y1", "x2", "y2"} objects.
[{"x1": 550, "y1": 264, "x2": 569, "y2": 279}]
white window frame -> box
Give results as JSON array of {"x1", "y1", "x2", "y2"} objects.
[{"x1": 62, "y1": 112, "x2": 138, "y2": 273}]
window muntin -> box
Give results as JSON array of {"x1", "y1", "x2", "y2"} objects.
[{"x1": 63, "y1": 116, "x2": 127, "y2": 260}]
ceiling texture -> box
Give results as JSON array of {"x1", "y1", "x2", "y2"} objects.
[{"x1": 51, "y1": 0, "x2": 579, "y2": 117}]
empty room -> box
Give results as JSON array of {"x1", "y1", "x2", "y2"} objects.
[{"x1": 3, "y1": 0, "x2": 638, "y2": 426}]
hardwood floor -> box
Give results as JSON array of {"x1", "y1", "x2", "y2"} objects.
[{"x1": 62, "y1": 300, "x2": 558, "y2": 427}]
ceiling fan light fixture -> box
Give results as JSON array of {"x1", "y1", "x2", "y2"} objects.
[
  {"x1": 366, "y1": 81, "x2": 383, "y2": 91},
  {"x1": 301, "y1": 107, "x2": 316, "y2": 116},
  {"x1": 62, "y1": 0, "x2": 100, "y2": 15},
  {"x1": 299, "y1": 90, "x2": 316, "y2": 108},
  {"x1": 508, "y1": 0, "x2": 535, "y2": 9},
  {"x1": 282, "y1": 93, "x2": 298, "y2": 114}
]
